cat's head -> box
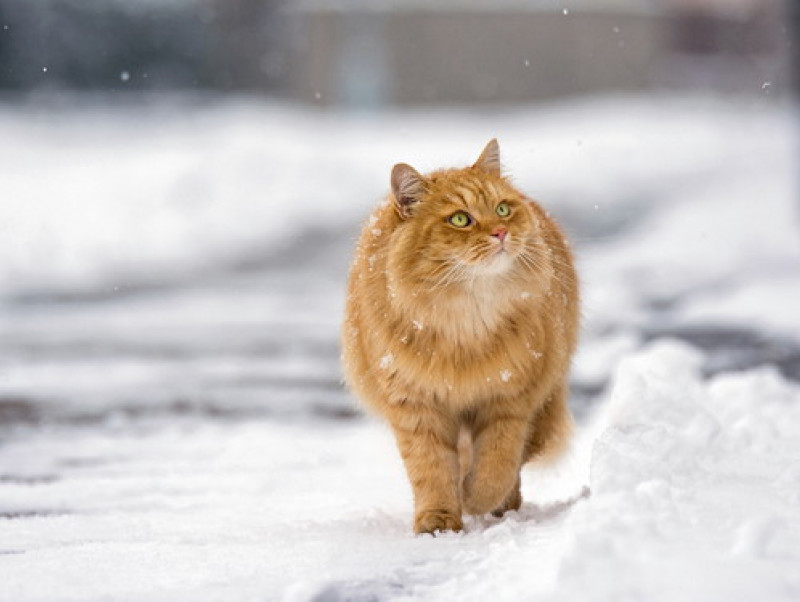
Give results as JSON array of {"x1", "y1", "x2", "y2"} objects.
[{"x1": 389, "y1": 139, "x2": 542, "y2": 285}]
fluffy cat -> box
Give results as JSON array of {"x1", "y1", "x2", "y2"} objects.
[{"x1": 342, "y1": 139, "x2": 579, "y2": 534}]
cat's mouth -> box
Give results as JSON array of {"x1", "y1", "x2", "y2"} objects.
[
  {"x1": 490, "y1": 235, "x2": 516, "y2": 260},
  {"x1": 476, "y1": 247, "x2": 515, "y2": 276}
]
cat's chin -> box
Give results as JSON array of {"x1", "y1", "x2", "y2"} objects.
[{"x1": 472, "y1": 250, "x2": 515, "y2": 277}]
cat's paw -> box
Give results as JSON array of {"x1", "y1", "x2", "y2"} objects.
[
  {"x1": 462, "y1": 476, "x2": 514, "y2": 516},
  {"x1": 413, "y1": 509, "x2": 463, "y2": 535},
  {"x1": 491, "y1": 486, "x2": 522, "y2": 518},
  {"x1": 462, "y1": 494, "x2": 495, "y2": 516},
  {"x1": 462, "y1": 479, "x2": 492, "y2": 515}
]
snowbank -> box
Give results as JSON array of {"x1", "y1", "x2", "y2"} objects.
[
  {"x1": 2, "y1": 95, "x2": 796, "y2": 309},
  {"x1": 549, "y1": 340, "x2": 800, "y2": 602}
]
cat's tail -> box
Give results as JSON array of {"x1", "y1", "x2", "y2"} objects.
[{"x1": 523, "y1": 381, "x2": 574, "y2": 466}]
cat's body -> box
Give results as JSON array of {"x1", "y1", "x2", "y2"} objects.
[{"x1": 342, "y1": 140, "x2": 579, "y2": 534}]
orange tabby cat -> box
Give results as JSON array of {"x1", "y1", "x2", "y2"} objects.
[{"x1": 342, "y1": 139, "x2": 579, "y2": 534}]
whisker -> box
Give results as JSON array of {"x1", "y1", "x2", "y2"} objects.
[
  {"x1": 517, "y1": 248, "x2": 578, "y2": 285},
  {"x1": 427, "y1": 257, "x2": 470, "y2": 291}
]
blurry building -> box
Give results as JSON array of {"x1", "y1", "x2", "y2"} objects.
[
  {"x1": 662, "y1": 0, "x2": 792, "y2": 96},
  {"x1": 0, "y1": 0, "x2": 285, "y2": 92},
  {"x1": 281, "y1": 1, "x2": 660, "y2": 106},
  {"x1": 0, "y1": 0, "x2": 212, "y2": 91},
  {"x1": 0, "y1": 0, "x2": 793, "y2": 105},
  {"x1": 281, "y1": 0, "x2": 793, "y2": 105}
]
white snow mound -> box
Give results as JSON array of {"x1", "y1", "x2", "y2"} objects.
[{"x1": 551, "y1": 340, "x2": 800, "y2": 602}]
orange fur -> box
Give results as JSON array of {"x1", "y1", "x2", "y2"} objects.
[{"x1": 342, "y1": 140, "x2": 579, "y2": 534}]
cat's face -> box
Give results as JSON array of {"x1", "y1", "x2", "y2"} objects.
[
  {"x1": 390, "y1": 140, "x2": 541, "y2": 286},
  {"x1": 410, "y1": 171, "x2": 536, "y2": 277}
]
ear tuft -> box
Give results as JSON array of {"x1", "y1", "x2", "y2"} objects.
[
  {"x1": 473, "y1": 138, "x2": 501, "y2": 175},
  {"x1": 391, "y1": 163, "x2": 425, "y2": 218}
]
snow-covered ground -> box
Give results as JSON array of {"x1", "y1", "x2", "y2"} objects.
[{"x1": 1, "y1": 94, "x2": 799, "y2": 601}]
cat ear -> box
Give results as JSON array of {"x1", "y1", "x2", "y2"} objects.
[
  {"x1": 391, "y1": 163, "x2": 425, "y2": 219},
  {"x1": 473, "y1": 138, "x2": 501, "y2": 175}
]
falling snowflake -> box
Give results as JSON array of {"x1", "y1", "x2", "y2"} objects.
[
  {"x1": 379, "y1": 354, "x2": 394, "y2": 370},
  {"x1": 500, "y1": 370, "x2": 512, "y2": 382},
  {"x1": 526, "y1": 342, "x2": 543, "y2": 359}
]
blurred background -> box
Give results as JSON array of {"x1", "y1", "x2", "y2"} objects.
[
  {"x1": 2, "y1": 3, "x2": 799, "y2": 597},
  {"x1": 0, "y1": 0, "x2": 796, "y2": 102},
  {"x1": 0, "y1": 0, "x2": 798, "y2": 428}
]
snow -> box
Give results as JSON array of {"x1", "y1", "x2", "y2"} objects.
[
  {"x1": 3, "y1": 95, "x2": 796, "y2": 305},
  {"x1": 3, "y1": 342, "x2": 798, "y2": 601},
  {"x1": 571, "y1": 329, "x2": 640, "y2": 387},
  {"x1": 677, "y1": 275, "x2": 800, "y2": 339},
  {"x1": 547, "y1": 341, "x2": 800, "y2": 602},
  {"x1": 1, "y1": 93, "x2": 799, "y2": 600}
]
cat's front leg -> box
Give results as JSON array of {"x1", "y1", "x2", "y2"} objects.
[
  {"x1": 462, "y1": 410, "x2": 528, "y2": 516},
  {"x1": 389, "y1": 404, "x2": 462, "y2": 534}
]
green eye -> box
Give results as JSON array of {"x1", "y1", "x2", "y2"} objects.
[
  {"x1": 496, "y1": 202, "x2": 511, "y2": 217},
  {"x1": 448, "y1": 212, "x2": 472, "y2": 228}
]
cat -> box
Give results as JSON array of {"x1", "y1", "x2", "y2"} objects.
[{"x1": 342, "y1": 139, "x2": 579, "y2": 534}]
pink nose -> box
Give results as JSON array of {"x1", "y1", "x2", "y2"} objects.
[{"x1": 491, "y1": 227, "x2": 508, "y2": 242}]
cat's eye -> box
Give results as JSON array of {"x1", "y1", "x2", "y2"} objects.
[
  {"x1": 496, "y1": 202, "x2": 511, "y2": 217},
  {"x1": 448, "y1": 212, "x2": 472, "y2": 228}
]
